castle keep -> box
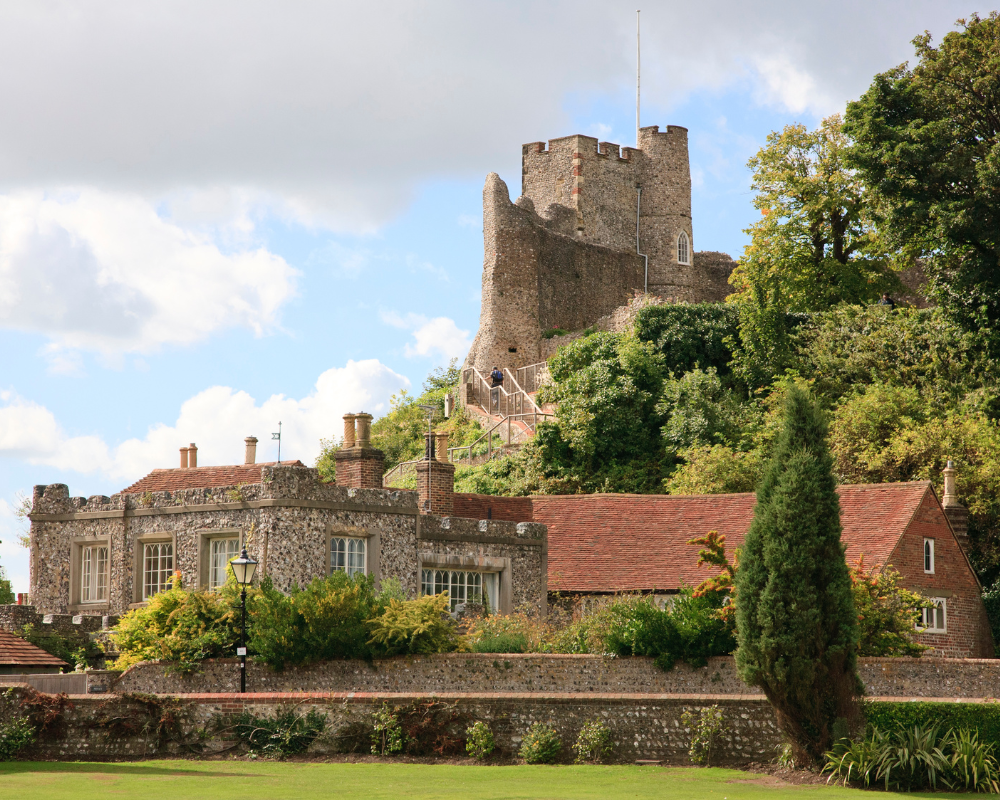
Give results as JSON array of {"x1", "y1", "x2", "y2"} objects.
[{"x1": 463, "y1": 125, "x2": 735, "y2": 378}]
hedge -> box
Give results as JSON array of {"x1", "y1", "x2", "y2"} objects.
[{"x1": 864, "y1": 701, "x2": 1000, "y2": 742}]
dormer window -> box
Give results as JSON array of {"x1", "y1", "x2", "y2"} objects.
[{"x1": 677, "y1": 231, "x2": 691, "y2": 265}]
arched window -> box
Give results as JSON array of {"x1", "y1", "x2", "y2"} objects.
[{"x1": 677, "y1": 231, "x2": 691, "y2": 265}]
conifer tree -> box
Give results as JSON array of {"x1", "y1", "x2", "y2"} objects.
[{"x1": 734, "y1": 385, "x2": 859, "y2": 764}]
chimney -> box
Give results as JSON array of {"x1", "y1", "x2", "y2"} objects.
[
  {"x1": 334, "y1": 412, "x2": 384, "y2": 489},
  {"x1": 188, "y1": 443, "x2": 198, "y2": 468},
  {"x1": 244, "y1": 436, "x2": 258, "y2": 465},
  {"x1": 416, "y1": 454, "x2": 456, "y2": 516},
  {"x1": 942, "y1": 459, "x2": 969, "y2": 543},
  {"x1": 179, "y1": 447, "x2": 189, "y2": 469}
]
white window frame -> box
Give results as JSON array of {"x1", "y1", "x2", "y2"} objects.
[
  {"x1": 330, "y1": 536, "x2": 367, "y2": 577},
  {"x1": 677, "y1": 231, "x2": 691, "y2": 265},
  {"x1": 142, "y1": 541, "x2": 174, "y2": 600},
  {"x1": 80, "y1": 544, "x2": 109, "y2": 604},
  {"x1": 919, "y1": 597, "x2": 947, "y2": 633},
  {"x1": 208, "y1": 536, "x2": 240, "y2": 590},
  {"x1": 421, "y1": 568, "x2": 499, "y2": 612},
  {"x1": 924, "y1": 538, "x2": 935, "y2": 574}
]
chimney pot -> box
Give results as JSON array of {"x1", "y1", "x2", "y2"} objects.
[
  {"x1": 188, "y1": 443, "x2": 198, "y2": 469},
  {"x1": 180, "y1": 447, "x2": 189, "y2": 469},
  {"x1": 244, "y1": 436, "x2": 258, "y2": 465},
  {"x1": 343, "y1": 413, "x2": 357, "y2": 449},
  {"x1": 355, "y1": 413, "x2": 373, "y2": 448},
  {"x1": 435, "y1": 431, "x2": 450, "y2": 462}
]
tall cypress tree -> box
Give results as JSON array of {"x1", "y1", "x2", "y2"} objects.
[{"x1": 734, "y1": 385, "x2": 860, "y2": 763}]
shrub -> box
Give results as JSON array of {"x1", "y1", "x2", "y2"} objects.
[
  {"x1": 824, "y1": 722, "x2": 1000, "y2": 792},
  {"x1": 542, "y1": 328, "x2": 570, "y2": 339},
  {"x1": 16, "y1": 623, "x2": 104, "y2": 670},
  {"x1": 0, "y1": 717, "x2": 36, "y2": 761},
  {"x1": 229, "y1": 708, "x2": 326, "y2": 759},
  {"x1": 465, "y1": 721, "x2": 495, "y2": 759},
  {"x1": 470, "y1": 631, "x2": 528, "y2": 654},
  {"x1": 469, "y1": 612, "x2": 549, "y2": 653},
  {"x1": 850, "y1": 557, "x2": 931, "y2": 656},
  {"x1": 519, "y1": 721, "x2": 562, "y2": 764},
  {"x1": 864, "y1": 701, "x2": 1000, "y2": 746},
  {"x1": 250, "y1": 573, "x2": 397, "y2": 670},
  {"x1": 680, "y1": 705, "x2": 727, "y2": 766},
  {"x1": 112, "y1": 576, "x2": 239, "y2": 674},
  {"x1": 601, "y1": 589, "x2": 735, "y2": 671},
  {"x1": 367, "y1": 593, "x2": 465, "y2": 656},
  {"x1": 371, "y1": 703, "x2": 403, "y2": 755},
  {"x1": 572, "y1": 720, "x2": 612, "y2": 764}
]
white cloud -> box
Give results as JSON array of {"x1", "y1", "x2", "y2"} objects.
[
  {"x1": 0, "y1": 359, "x2": 409, "y2": 483},
  {"x1": 0, "y1": 497, "x2": 29, "y2": 594},
  {"x1": 0, "y1": 1, "x2": 972, "y2": 231},
  {"x1": 0, "y1": 189, "x2": 298, "y2": 354},
  {"x1": 379, "y1": 310, "x2": 472, "y2": 361}
]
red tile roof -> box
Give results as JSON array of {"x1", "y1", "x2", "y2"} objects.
[
  {"x1": 0, "y1": 630, "x2": 69, "y2": 668},
  {"x1": 536, "y1": 481, "x2": 934, "y2": 593},
  {"x1": 121, "y1": 461, "x2": 306, "y2": 494}
]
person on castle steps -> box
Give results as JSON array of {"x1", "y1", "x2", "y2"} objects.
[
  {"x1": 489, "y1": 365, "x2": 504, "y2": 413},
  {"x1": 878, "y1": 293, "x2": 896, "y2": 309}
]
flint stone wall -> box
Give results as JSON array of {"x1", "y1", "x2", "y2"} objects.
[
  {"x1": 1, "y1": 688, "x2": 779, "y2": 765},
  {"x1": 29, "y1": 466, "x2": 548, "y2": 618},
  {"x1": 100, "y1": 654, "x2": 1000, "y2": 699}
]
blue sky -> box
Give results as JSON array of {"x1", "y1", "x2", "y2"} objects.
[{"x1": 0, "y1": 1, "x2": 975, "y2": 592}]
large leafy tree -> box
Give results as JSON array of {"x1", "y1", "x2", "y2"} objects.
[
  {"x1": 845, "y1": 13, "x2": 1000, "y2": 351},
  {"x1": 734, "y1": 386, "x2": 860, "y2": 764},
  {"x1": 728, "y1": 116, "x2": 896, "y2": 386}
]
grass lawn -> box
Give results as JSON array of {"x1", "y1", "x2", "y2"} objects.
[{"x1": 0, "y1": 761, "x2": 971, "y2": 799}]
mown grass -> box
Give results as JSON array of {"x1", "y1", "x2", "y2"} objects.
[{"x1": 0, "y1": 760, "x2": 970, "y2": 799}]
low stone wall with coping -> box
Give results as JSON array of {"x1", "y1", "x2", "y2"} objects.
[{"x1": 95, "y1": 654, "x2": 1000, "y2": 699}]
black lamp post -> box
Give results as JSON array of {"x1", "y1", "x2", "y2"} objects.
[{"x1": 229, "y1": 547, "x2": 258, "y2": 693}]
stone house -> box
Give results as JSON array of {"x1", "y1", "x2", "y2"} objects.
[
  {"x1": 26, "y1": 416, "x2": 547, "y2": 619},
  {"x1": 452, "y1": 474, "x2": 993, "y2": 659}
]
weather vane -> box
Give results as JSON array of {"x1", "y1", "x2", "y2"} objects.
[{"x1": 272, "y1": 421, "x2": 281, "y2": 463}]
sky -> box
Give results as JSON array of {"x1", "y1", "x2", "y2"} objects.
[{"x1": 0, "y1": 0, "x2": 979, "y2": 593}]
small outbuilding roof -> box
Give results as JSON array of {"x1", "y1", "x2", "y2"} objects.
[
  {"x1": 121, "y1": 461, "x2": 306, "y2": 494},
  {"x1": 0, "y1": 630, "x2": 69, "y2": 669},
  {"x1": 536, "y1": 481, "x2": 935, "y2": 593}
]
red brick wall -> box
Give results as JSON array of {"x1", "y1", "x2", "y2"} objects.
[
  {"x1": 888, "y1": 492, "x2": 994, "y2": 658},
  {"x1": 452, "y1": 493, "x2": 534, "y2": 522},
  {"x1": 416, "y1": 460, "x2": 456, "y2": 516},
  {"x1": 334, "y1": 448, "x2": 384, "y2": 489}
]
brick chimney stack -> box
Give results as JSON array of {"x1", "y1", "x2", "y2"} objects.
[
  {"x1": 188, "y1": 443, "x2": 198, "y2": 468},
  {"x1": 417, "y1": 430, "x2": 455, "y2": 515},
  {"x1": 244, "y1": 436, "x2": 258, "y2": 465},
  {"x1": 942, "y1": 459, "x2": 969, "y2": 544},
  {"x1": 179, "y1": 447, "x2": 189, "y2": 469},
  {"x1": 334, "y1": 412, "x2": 384, "y2": 489}
]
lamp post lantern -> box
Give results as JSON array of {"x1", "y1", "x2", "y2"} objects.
[{"x1": 230, "y1": 547, "x2": 258, "y2": 693}]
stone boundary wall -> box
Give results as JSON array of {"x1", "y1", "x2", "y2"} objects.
[
  {"x1": 2, "y1": 688, "x2": 780, "y2": 765},
  {"x1": 100, "y1": 654, "x2": 1000, "y2": 700},
  {"x1": 0, "y1": 604, "x2": 117, "y2": 635}
]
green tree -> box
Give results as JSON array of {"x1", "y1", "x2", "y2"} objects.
[
  {"x1": 728, "y1": 116, "x2": 897, "y2": 387},
  {"x1": 845, "y1": 13, "x2": 1000, "y2": 352},
  {"x1": 849, "y1": 556, "x2": 932, "y2": 657},
  {"x1": 734, "y1": 386, "x2": 860, "y2": 764}
]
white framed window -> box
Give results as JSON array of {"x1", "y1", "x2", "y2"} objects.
[
  {"x1": 421, "y1": 569, "x2": 499, "y2": 612},
  {"x1": 80, "y1": 545, "x2": 108, "y2": 603},
  {"x1": 924, "y1": 538, "x2": 935, "y2": 574},
  {"x1": 142, "y1": 541, "x2": 174, "y2": 600},
  {"x1": 209, "y1": 537, "x2": 240, "y2": 590},
  {"x1": 677, "y1": 231, "x2": 691, "y2": 265},
  {"x1": 920, "y1": 598, "x2": 947, "y2": 633},
  {"x1": 331, "y1": 536, "x2": 366, "y2": 577}
]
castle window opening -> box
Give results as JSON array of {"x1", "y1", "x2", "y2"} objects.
[
  {"x1": 331, "y1": 536, "x2": 366, "y2": 577},
  {"x1": 142, "y1": 542, "x2": 174, "y2": 600},
  {"x1": 677, "y1": 231, "x2": 690, "y2": 265},
  {"x1": 80, "y1": 545, "x2": 108, "y2": 603}
]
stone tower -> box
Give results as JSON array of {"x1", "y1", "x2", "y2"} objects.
[{"x1": 462, "y1": 126, "x2": 733, "y2": 384}]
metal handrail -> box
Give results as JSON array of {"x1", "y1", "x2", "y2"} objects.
[
  {"x1": 515, "y1": 361, "x2": 550, "y2": 394},
  {"x1": 447, "y1": 411, "x2": 555, "y2": 465},
  {"x1": 503, "y1": 368, "x2": 543, "y2": 415},
  {"x1": 382, "y1": 459, "x2": 421, "y2": 487}
]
